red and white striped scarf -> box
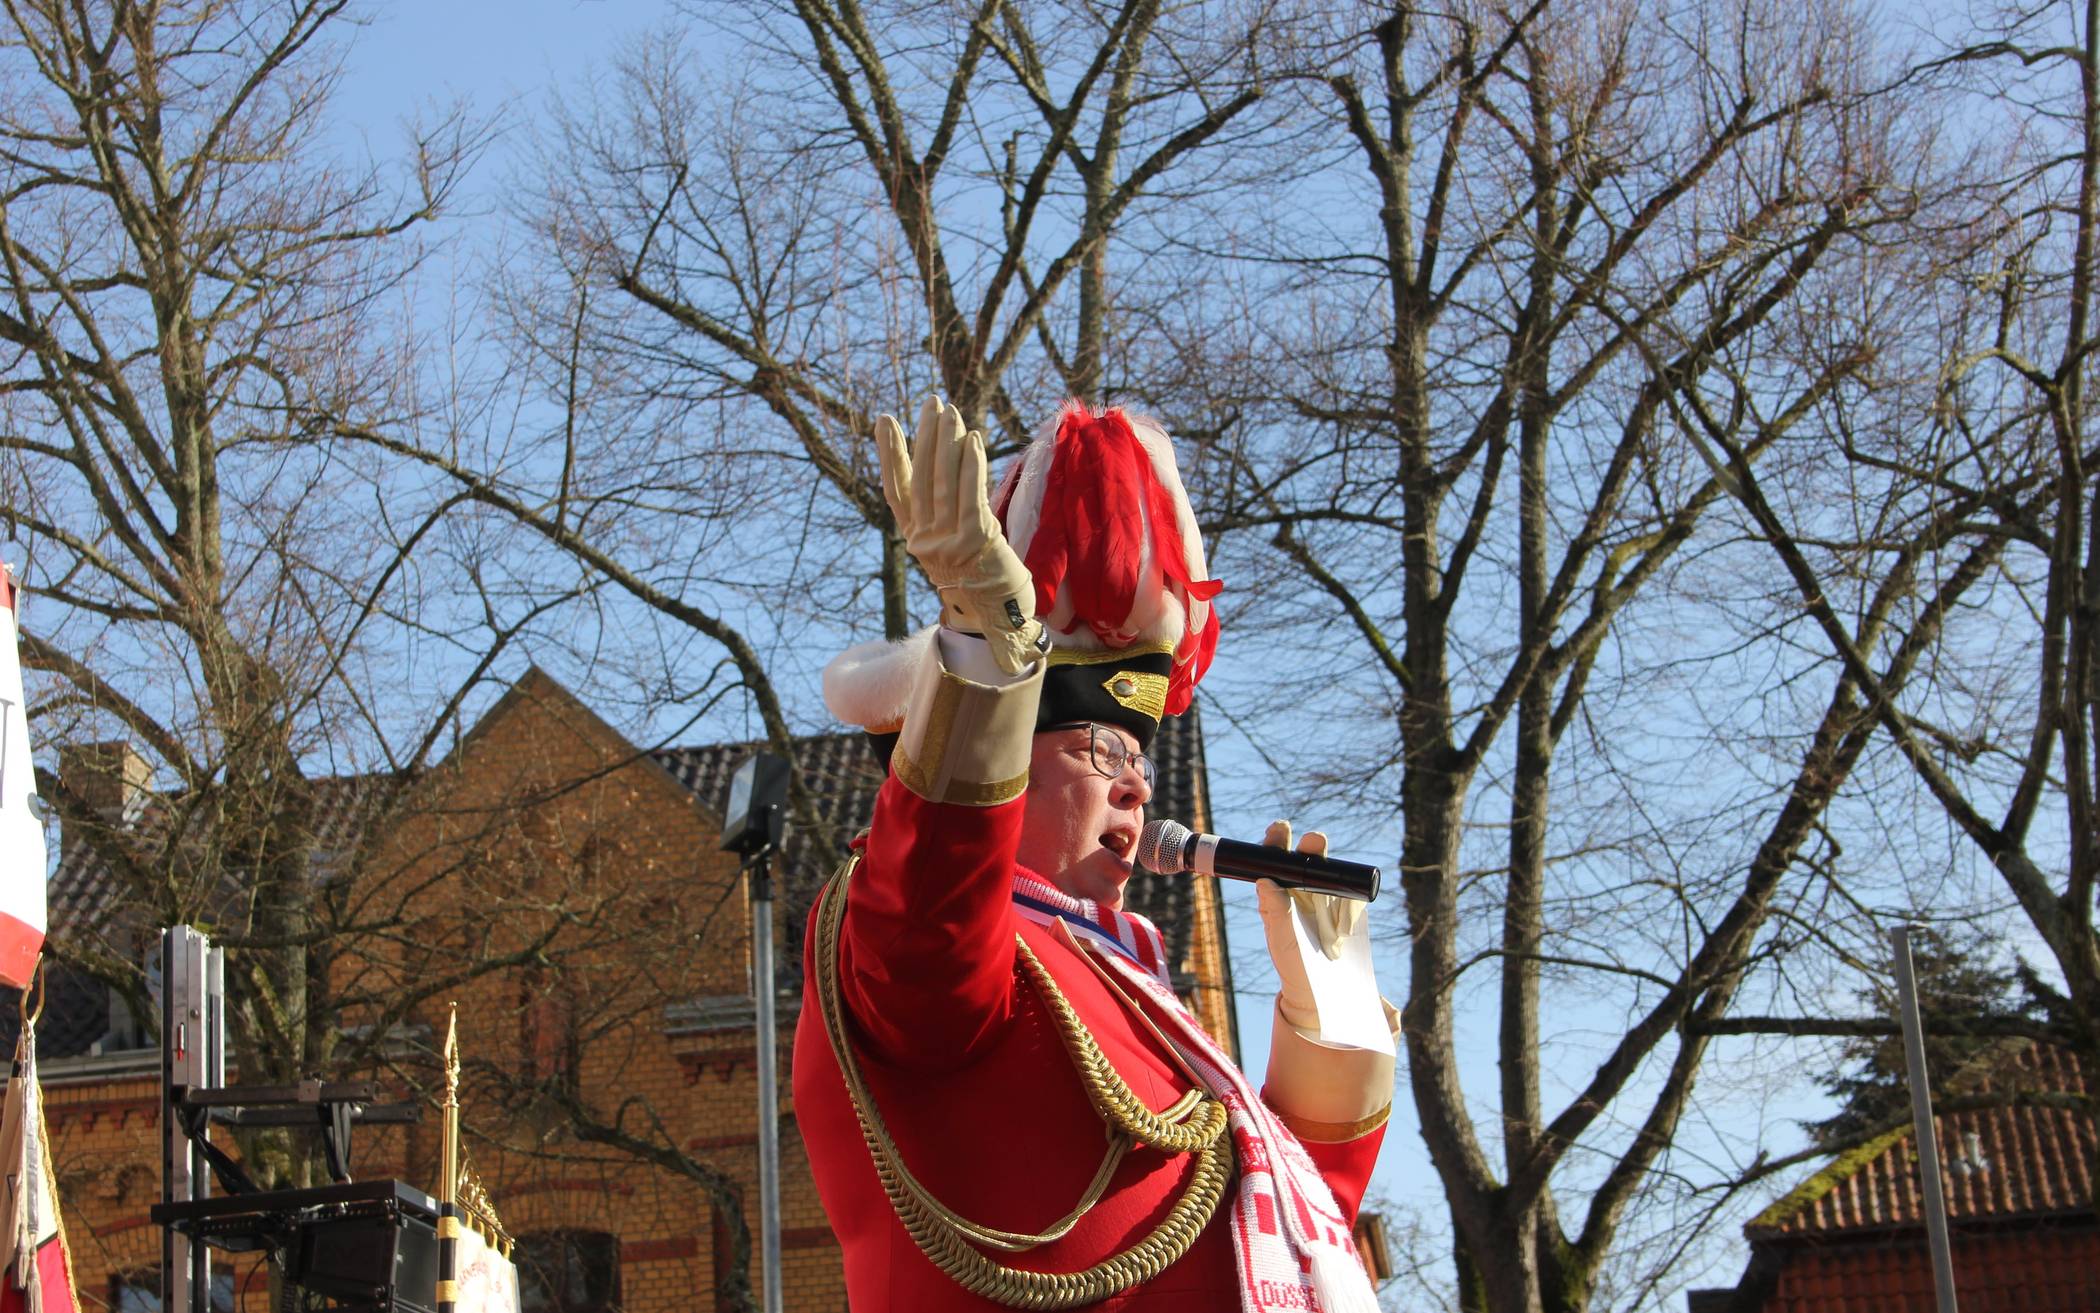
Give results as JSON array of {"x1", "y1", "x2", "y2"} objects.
[{"x1": 1009, "y1": 874, "x2": 1380, "y2": 1313}]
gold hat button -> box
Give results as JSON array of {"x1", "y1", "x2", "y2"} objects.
[{"x1": 1112, "y1": 677, "x2": 1136, "y2": 698}]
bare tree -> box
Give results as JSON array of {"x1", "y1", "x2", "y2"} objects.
[
  {"x1": 1169, "y1": 2, "x2": 2007, "y2": 1308},
  {"x1": 263, "y1": 3, "x2": 2100, "y2": 1310},
  {"x1": 0, "y1": 0, "x2": 598, "y2": 1188},
  {"x1": 1685, "y1": 0, "x2": 2100, "y2": 1097},
  {"x1": 485, "y1": 0, "x2": 1291, "y2": 640}
]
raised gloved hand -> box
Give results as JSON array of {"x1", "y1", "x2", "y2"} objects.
[
  {"x1": 1253, "y1": 820, "x2": 1369, "y2": 1034},
  {"x1": 877, "y1": 396, "x2": 1048, "y2": 676}
]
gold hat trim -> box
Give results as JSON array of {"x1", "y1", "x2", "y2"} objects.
[
  {"x1": 1047, "y1": 641, "x2": 1174, "y2": 668},
  {"x1": 1101, "y1": 670, "x2": 1168, "y2": 722}
]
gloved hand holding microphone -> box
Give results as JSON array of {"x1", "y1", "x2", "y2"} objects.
[
  {"x1": 1255, "y1": 819, "x2": 1398, "y2": 1137},
  {"x1": 1137, "y1": 810, "x2": 1398, "y2": 1134}
]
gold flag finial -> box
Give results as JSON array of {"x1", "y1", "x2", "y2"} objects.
[
  {"x1": 440, "y1": 1003, "x2": 460, "y2": 1207},
  {"x1": 433, "y1": 1002, "x2": 512, "y2": 1261},
  {"x1": 443, "y1": 1004, "x2": 461, "y2": 1108}
]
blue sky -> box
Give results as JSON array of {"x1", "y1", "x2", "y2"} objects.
[
  {"x1": 317, "y1": 3, "x2": 1911, "y2": 1305},
  {"x1": 334, "y1": 2, "x2": 649, "y2": 135}
]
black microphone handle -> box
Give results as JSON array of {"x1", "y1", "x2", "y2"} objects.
[{"x1": 1197, "y1": 835, "x2": 1382, "y2": 902}]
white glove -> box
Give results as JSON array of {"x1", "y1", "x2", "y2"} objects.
[
  {"x1": 877, "y1": 396, "x2": 1048, "y2": 676},
  {"x1": 1257, "y1": 818, "x2": 1395, "y2": 1131},
  {"x1": 1254, "y1": 820, "x2": 1369, "y2": 1034}
]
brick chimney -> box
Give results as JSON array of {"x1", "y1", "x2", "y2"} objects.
[{"x1": 57, "y1": 740, "x2": 150, "y2": 855}]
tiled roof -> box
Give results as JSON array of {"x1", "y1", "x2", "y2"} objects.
[
  {"x1": 648, "y1": 731, "x2": 882, "y2": 887},
  {"x1": 651, "y1": 708, "x2": 1208, "y2": 865},
  {"x1": 26, "y1": 774, "x2": 398, "y2": 1061},
  {"x1": 49, "y1": 773, "x2": 393, "y2": 940},
  {"x1": 649, "y1": 706, "x2": 1216, "y2": 984},
  {"x1": 1749, "y1": 1041, "x2": 2095, "y2": 1238},
  {"x1": 35, "y1": 692, "x2": 1219, "y2": 1059},
  {"x1": 1, "y1": 961, "x2": 115, "y2": 1064}
]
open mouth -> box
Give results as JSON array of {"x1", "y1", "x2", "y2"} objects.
[{"x1": 1100, "y1": 830, "x2": 1135, "y2": 868}]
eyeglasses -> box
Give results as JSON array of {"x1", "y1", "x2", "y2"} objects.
[{"x1": 1049, "y1": 721, "x2": 1155, "y2": 789}]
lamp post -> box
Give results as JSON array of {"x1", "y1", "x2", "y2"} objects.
[
  {"x1": 721, "y1": 751, "x2": 790, "y2": 1313},
  {"x1": 1892, "y1": 925, "x2": 1960, "y2": 1313}
]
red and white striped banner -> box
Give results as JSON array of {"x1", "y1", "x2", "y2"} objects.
[
  {"x1": 0, "y1": 567, "x2": 47, "y2": 990},
  {"x1": 0, "y1": 1019, "x2": 79, "y2": 1313}
]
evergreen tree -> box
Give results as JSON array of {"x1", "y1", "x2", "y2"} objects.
[{"x1": 1807, "y1": 927, "x2": 2039, "y2": 1148}]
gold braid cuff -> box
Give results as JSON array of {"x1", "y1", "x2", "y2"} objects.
[
  {"x1": 813, "y1": 858, "x2": 1234, "y2": 1308},
  {"x1": 1275, "y1": 1101, "x2": 1391, "y2": 1144},
  {"x1": 892, "y1": 747, "x2": 1029, "y2": 806}
]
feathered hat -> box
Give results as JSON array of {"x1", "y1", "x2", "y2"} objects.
[{"x1": 825, "y1": 402, "x2": 1220, "y2": 752}]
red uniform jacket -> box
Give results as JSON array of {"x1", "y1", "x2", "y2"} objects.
[{"x1": 793, "y1": 776, "x2": 1385, "y2": 1309}]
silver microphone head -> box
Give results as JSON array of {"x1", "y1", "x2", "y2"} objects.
[{"x1": 1136, "y1": 819, "x2": 1192, "y2": 875}]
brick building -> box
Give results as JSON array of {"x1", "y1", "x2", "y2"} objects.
[
  {"x1": 25, "y1": 667, "x2": 1236, "y2": 1311},
  {"x1": 1691, "y1": 1040, "x2": 2098, "y2": 1313}
]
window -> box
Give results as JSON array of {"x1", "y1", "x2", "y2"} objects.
[
  {"x1": 111, "y1": 1269, "x2": 235, "y2": 1311},
  {"x1": 519, "y1": 971, "x2": 578, "y2": 1089},
  {"x1": 517, "y1": 1229, "x2": 620, "y2": 1313}
]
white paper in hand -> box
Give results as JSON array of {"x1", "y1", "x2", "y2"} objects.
[{"x1": 1289, "y1": 900, "x2": 1394, "y2": 1055}]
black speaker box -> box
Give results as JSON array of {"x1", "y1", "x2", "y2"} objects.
[{"x1": 291, "y1": 1204, "x2": 440, "y2": 1313}]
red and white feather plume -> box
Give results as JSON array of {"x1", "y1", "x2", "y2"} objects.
[{"x1": 993, "y1": 403, "x2": 1220, "y2": 715}]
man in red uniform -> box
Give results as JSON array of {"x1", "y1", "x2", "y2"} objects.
[{"x1": 795, "y1": 398, "x2": 1396, "y2": 1310}]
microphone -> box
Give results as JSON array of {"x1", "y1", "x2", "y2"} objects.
[{"x1": 1136, "y1": 819, "x2": 1381, "y2": 903}]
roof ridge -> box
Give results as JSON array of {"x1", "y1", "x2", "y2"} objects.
[
  {"x1": 1747, "y1": 1123, "x2": 1915, "y2": 1234},
  {"x1": 652, "y1": 728, "x2": 866, "y2": 754}
]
